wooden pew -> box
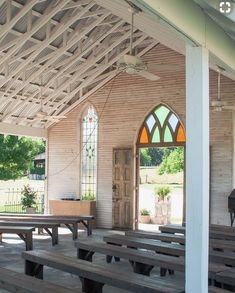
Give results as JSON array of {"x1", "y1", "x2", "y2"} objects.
[
  {"x1": 0, "y1": 267, "x2": 78, "y2": 293},
  {"x1": 0, "y1": 226, "x2": 34, "y2": 250},
  {"x1": 103, "y1": 234, "x2": 231, "y2": 279},
  {"x1": 22, "y1": 250, "x2": 184, "y2": 293},
  {"x1": 125, "y1": 231, "x2": 185, "y2": 244},
  {"x1": 126, "y1": 230, "x2": 235, "y2": 253},
  {"x1": 0, "y1": 221, "x2": 59, "y2": 246},
  {"x1": 215, "y1": 267, "x2": 235, "y2": 289},
  {"x1": 0, "y1": 215, "x2": 94, "y2": 238},
  {"x1": 208, "y1": 287, "x2": 233, "y2": 293},
  {"x1": 159, "y1": 225, "x2": 235, "y2": 241},
  {"x1": 75, "y1": 239, "x2": 185, "y2": 276}
]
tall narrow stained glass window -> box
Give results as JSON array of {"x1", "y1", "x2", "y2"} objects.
[
  {"x1": 81, "y1": 106, "x2": 98, "y2": 199},
  {"x1": 138, "y1": 104, "x2": 185, "y2": 146}
]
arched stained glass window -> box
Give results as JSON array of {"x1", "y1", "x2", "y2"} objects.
[
  {"x1": 81, "y1": 106, "x2": 98, "y2": 199},
  {"x1": 137, "y1": 104, "x2": 185, "y2": 146}
]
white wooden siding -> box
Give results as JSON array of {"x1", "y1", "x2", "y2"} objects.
[{"x1": 48, "y1": 44, "x2": 235, "y2": 228}]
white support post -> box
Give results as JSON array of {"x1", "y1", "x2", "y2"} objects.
[{"x1": 186, "y1": 45, "x2": 209, "y2": 293}]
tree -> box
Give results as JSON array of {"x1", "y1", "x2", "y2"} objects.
[
  {"x1": 140, "y1": 148, "x2": 151, "y2": 166},
  {"x1": 158, "y1": 147, "x2": 184, "y2": 174},
  {"x1": 147, "y1": 148, "x2": 164, "y2": 166},
  {"x1": 0, "y1": 135, "x2": 45, "y2": 180}
]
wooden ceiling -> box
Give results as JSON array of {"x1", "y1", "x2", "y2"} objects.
[{"x1": 0, "y1": 0, "x2": 157, "y2": 129}]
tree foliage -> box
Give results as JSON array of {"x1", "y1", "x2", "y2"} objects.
[
  {"x1": 140, "y1": 148, "x2": 151, "y2": 166},
  {"x1": 158, "y1": 147, "x2": 184, "y2": 175},
  {"x1": 0, "y1": 135, "x2": 45, "y2": 180}
]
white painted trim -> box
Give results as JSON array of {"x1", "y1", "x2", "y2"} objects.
[
  {"x1": 132, "y1": 0, "x2": 235, "y2": 75},
  {"x1": 186, "y1": 45, "x2": 209, "y2": 293},
  {"x1": 0, "y1": 122, "x2": 47, "y2": 138}
]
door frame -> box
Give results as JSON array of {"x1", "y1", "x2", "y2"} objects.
[{"x1": 135, "y1": 145, "x2": 186, "y2": 229}]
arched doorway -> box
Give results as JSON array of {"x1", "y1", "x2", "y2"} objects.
[{"x1": 136, "y1": 103, "x2": 185, "y2": 229}]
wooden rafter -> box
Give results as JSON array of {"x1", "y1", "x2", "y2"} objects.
[{"x1": 0, "y1": 0, "x2": 158, "y2": 129}]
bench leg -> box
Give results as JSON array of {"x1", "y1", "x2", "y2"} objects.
[
  {"x1": 87, "y1": 220, "x2": 92, "y2": 236},
  {"x1": 81, "y1": 278, "x2": 104, "y2": 293},
  {"x1": 77, "y1": 248, "x2": 94, "y2": 262},
  {"x1": 72, "y1": 223, "x2": 78, "y2": 240},
  {"x1": 132, "y1": 262, "x2": 154, "y2": 276},
  {"x1": 52, "y1": 226, "x2": 59, "y2": 245},
  {"x1": 18, "y1": 232, "x2": 33, "y2": 251},
  {"x1": 25, "y1": 260, "x2": 43, "y2": 279}
]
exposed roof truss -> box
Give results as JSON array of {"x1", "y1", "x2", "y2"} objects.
[{"x1": 0, "y1": 0, "x2": 157, "y2": 130}]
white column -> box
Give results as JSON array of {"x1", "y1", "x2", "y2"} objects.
[{"x1": 186, "y1": 45, "x2": 209, "y2": 293}]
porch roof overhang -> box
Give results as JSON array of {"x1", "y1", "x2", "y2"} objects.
[
  {"x1": 130, "y1": 0, "x2": 235, "y2": 77},
  {"x1": 0, "y1": 0, "x2": 234, "y2": 138}
]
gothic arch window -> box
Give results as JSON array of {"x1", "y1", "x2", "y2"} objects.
[
  {"x1": 81, "y1": 105, "x2": 98, "y2": 198},
  {"x1": 137, "y1": 104, "x2": 185, "y2": 147}
]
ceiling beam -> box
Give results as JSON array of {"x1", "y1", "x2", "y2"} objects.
[
  {"x1": 0, "y1": 122, "x2": 47, "y2": 138},
  {"x1": 131, "y1": 0, "x2": 235, "y2": 75}
]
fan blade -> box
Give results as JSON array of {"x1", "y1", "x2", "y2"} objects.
[
  {"x1": 223, "y1": 106, "x2": 235, "y2": 111},
  {"x1": 136, "y1": 70, "x2": 160, "y2": 81},
  {"x1": 147, "y1": 63, "x2": 184, "y2": 71}
]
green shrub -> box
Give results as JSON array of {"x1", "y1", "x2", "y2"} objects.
[
  {"x1": 30, "y1": 166, "x2": 45, "y2": 175},
  {"x1": 154, "y1": 186, "x2": 171, "y2": 201},
  {"x1": 21, "y1": 185, "x2": 37, "y2": 209},
  {"x1": 82, "y1": 191, "x2": 95, "y2": 201},
  {"x1": 140, "y1": 208, "x2": 150, "y2": 216}
]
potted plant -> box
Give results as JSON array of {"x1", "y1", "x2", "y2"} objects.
[
  {"x1": 140, "y1": 208, "x2": 151, "y2": 224},
  {"x1": 21, "y1": 185, "x2": 37, "y2": 214},
  {"x1": 152, "y1": 186, "x2": 171, "y2": 224}
]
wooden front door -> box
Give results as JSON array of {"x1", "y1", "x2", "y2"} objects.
[{"x1": 112, "y1": 148, "x2": 133, "y2": 229}]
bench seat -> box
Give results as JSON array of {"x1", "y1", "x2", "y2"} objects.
[
  {"x1": 0, "y1": 215, "x2": 94, "y2": 237},
  {"x1": 208, "y1": 287, "x2": 233, "y2": 293},
  {"x1": 75, "y1": 239, "x2": 185, "y2": 276},
  {"x1": 0, "y1": 226, "x2": 34, "y2": 250},
  {"x1": 0, "y1": 221, "x2": 59, "y2": 246},
  {"x1": 22, "y1": 250, "x2": 184, "y2": 293},
  {"x1": 0, "y1": 267, "x2": 78, "y2": 293}
]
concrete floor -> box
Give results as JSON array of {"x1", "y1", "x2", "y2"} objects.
[{"x1": 0, "y1": 227, "x2": 184, "y2": 292}]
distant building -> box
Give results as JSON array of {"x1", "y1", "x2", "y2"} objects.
[{"x1": 29, "y1": 153, "x2": 45, "y2": 180}]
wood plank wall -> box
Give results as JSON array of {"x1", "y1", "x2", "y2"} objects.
[{"x1": 47, "y1": 44, "x2": 235, "y2": 228}]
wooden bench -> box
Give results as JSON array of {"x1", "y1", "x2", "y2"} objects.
[
  {"x1": 208, "y1": 287, "x2": 233, "y2": 293},
  {"x1": 103, "y1": 234, "x2": 230, "y2": 279},
  {"x1": 75, "y1": 239, "x2": 185, "y2": 276},
  {"x1": 0, "y1": 226, "x2": 34, "y2": 250},
  {"x1": 0, "y1": 215, "x2": 94, "y2": 238},
  {"x1": 22, "y1": 250, "x2": 184, "y2": 293},
  {"x1": 0, "y1": 267, "x2": 78, "y2": 293},
  {"x1": 0, "y1": 221, "x2": 59, "y2": 246},
  {"x1": 160, "y1": 224, "x2": 235, "y2": 241},
  {"x1": 126, "y1": 230, "x2": 235, "y2": 253},
  {"x1": 125, "y1": 231, "x2": 185, "y2": 244},
  {"x1": 215, "y1": 267, "x2": 235, "y2": 289}
]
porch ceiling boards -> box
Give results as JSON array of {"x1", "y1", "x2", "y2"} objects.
[{"x1": 0, "y1": 0, "x2": 157, "y2": 129}]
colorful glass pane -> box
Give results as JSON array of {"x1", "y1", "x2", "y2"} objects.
[
  {"x1": 164, "y1": 125, "x2": 173, "y2": 142},
  {"x1": 81, "y1": 106, "x2": 98, "y2": 199},
  {"x1": 176, "y1": 125, "x2": 186, "y2": 142},
  {"x1": 146, "y1": 115, "x2": 155, "y2": 133},
  {"x1": 152, "y1": 127, "x2": 160, "y2": 143},
  {"x1": 154, "y1": 106, "x2": 170, "y2": 127},
  {"x1": 168, "y1": 113, "x2": 178, "y2": 131},
  {"x1": 140, "y1": 127, "x2": 148, "y2": 143}
]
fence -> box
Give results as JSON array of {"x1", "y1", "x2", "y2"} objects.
[{"x1": 0, "y1": 188, "x2": 44, "y2": 214}]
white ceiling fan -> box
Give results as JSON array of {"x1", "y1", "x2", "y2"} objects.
[
  {"x1": 117, "y1": 6, "x2": 161, "y2": 81},
  {"x1": 117, "y1": 3, "x2": 184, "y2": 81},
  {"x1": 211, "y1": 67, "x2": 235, "y2": 112}
]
